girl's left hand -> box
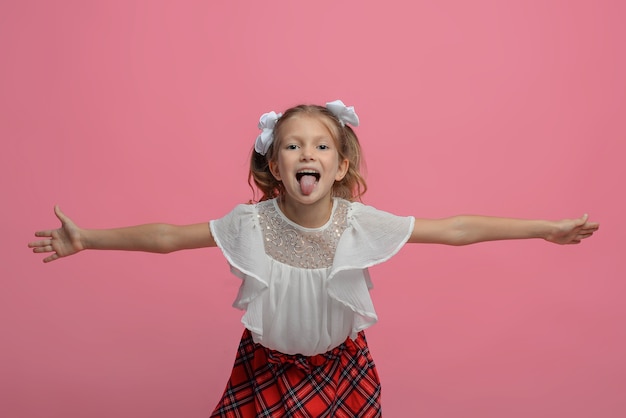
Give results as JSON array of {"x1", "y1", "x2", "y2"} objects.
[{"x1": 545, "y1": 214, "x2": 599, "y2": 245}]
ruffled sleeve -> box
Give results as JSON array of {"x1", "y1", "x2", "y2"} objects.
[
  {"x1": 328, "y1": 202, "x2": 415, "y2": 331},
  {"x1": 209, "y1": 204, "x2": 268, "y2": 310}
]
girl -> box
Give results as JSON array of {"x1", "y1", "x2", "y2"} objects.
[{"x1": 29, "y1": 100, "x2": 598, "y2": 417}]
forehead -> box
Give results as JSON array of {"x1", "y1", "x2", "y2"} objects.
[{"x1": 277, "y1": 114, "x2": 338, "y2": 141}]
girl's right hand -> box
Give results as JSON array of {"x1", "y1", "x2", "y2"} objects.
[{"x1": 29, "y1": 205, "x2": 85, "y2": 263}]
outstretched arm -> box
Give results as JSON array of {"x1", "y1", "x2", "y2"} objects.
[
  {"x1": 409, "y1": 213, "x2": 599, "y2": 246},
  {"x1": 29, "y1": 205, "x2": 216, "y2": 263}
]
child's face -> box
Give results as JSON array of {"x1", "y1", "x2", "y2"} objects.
[{"x1": 269, "y1": 115, "x2": 349, "y2": 206}]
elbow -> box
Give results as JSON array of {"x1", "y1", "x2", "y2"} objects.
[
  {"x1": 153, "y1": 224, "x2": 180, "y2": 254},
  {"x1": 447, "y1": 235, "x2": 473, "y2": 246},
  {"x1": 446, "y1": 217, "x2": 476, "y2": 246}
]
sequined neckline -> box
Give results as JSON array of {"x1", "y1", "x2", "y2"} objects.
[
  {"x1": 271, "y1": 198, "x2": 338, "y2": 232},
  {"x1": 259, "y1": 198, "x2": 350, "y2": 269}
]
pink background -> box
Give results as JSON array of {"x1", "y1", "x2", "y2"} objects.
[{"x1": 2, "y1": 1, "x2": 625, "y2": 417}]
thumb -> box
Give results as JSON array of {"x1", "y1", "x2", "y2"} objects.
[
  {"x1": 54, "y1": 205, "x2": 69, "y2": 224},
  {"x1": 577, "y1": 213, "x2": 589, "y2": 226}
]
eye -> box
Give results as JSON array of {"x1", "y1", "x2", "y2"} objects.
[
  {"x1": 286, "y1": 144, "x2": 299, "y2": 150},
  {"x1": 318, "y1": 144, "x2": 330, "y2": 150}
]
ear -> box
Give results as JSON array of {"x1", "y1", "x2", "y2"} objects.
[
  {"x1": 335, "y1": 158, "x2": 349, "y2": 181},
  {"x1": 269, "y1": 160, "x2": 282, "y2": 181}
]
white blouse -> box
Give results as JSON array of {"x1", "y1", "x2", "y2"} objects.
[{"x1": 210, "y1": 198, "x2": 414, "y2": 356}]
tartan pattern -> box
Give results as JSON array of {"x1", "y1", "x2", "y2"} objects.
[{"x1": 211, "y1": 330, "x2": 382, "y2": 417}]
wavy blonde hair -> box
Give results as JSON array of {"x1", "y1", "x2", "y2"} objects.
[{"x1": 248, "y1": 104, "x2": 367, "y2": 202}]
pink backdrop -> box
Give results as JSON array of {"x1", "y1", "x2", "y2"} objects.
[{"x1": 2, "y1": 1, "x2": 625, "y2": 417}]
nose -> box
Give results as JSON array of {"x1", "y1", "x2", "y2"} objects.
[{"x1": 300, "y1": 145, "x2": 316, "y2": 161}]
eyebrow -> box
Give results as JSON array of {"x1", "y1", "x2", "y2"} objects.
[{"x1": 281, "y1": 134, "x2": 334, "y2": 143}]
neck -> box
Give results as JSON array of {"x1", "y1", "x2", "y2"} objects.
[{"x1": 278, "y1": 196, "x2": 334, "y2": 228}]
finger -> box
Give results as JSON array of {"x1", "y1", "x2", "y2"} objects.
[
  {"x1": 28, "y1": 239, "x2": 52, "y2": 248},
  {"x1": 578, "y1": 214, "x2": 599, "y2": 228},
  {"x1": 43, "y1": 253, "x2": 59, "y2": 263},
  {"x1": 34, "y1": 230, "x2": 54, "y2": 238},
  {"x1": 32, "y1": 245, "x2": 54, "y2": 253},
  {"x1": 578, "y1": 225, "x2": 598, "y2": 234}
]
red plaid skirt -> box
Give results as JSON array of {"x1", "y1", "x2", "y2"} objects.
[{"x1": 210, "y1": 329, "x2": 382, "y2": 417}]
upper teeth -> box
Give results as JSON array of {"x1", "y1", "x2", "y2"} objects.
[{"x1": 296, "y1": 171, "x2": 320, "y2": 181}]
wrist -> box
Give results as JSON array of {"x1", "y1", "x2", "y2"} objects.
[
  {"x1": 542, "y1": 220, "x2": 560, "y2": 242},
  {"x1": 80, "y1": 228, "x2": 93, "y2": 250}
]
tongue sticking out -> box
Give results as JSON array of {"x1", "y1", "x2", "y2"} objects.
[{"x1": 299, "y1": 175, "x2": 317, "y2": 195}]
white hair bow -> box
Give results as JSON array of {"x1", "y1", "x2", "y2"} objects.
[
  {"x1": 326, "y1": 100, "x2": 360, "y2": 127},
  {"x1": 254, "y1": 111, "x2": 282, "y2": 155}
]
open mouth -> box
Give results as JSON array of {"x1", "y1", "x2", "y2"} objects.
[
  {"x1": 295, "y1": 171, "x2": 320, "y2": 195},
  {"x1": 295, "y1": 171, "x2": 321, "y2": 181}
]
